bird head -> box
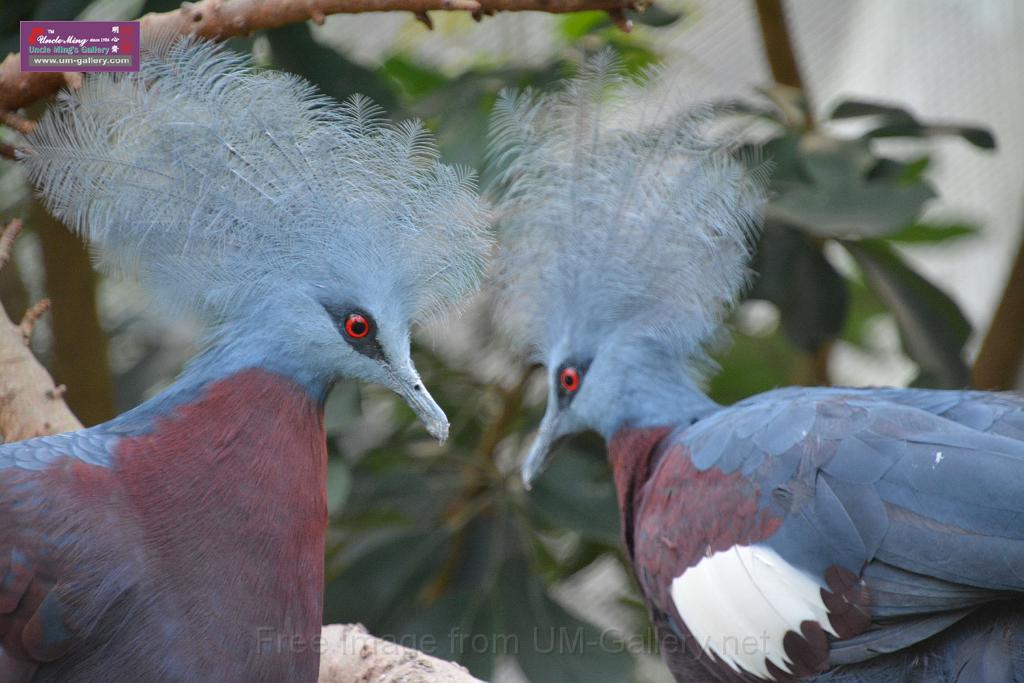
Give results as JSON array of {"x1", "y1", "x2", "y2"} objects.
[
  {"x1": 252, "y1": 282, "x2": 453, "y2": 440},
  {"x1": 22, "y1": 36, "x2": 491, "y2": 441},
  {"x1": 321, "y1": 300, "x2": 446, "y2": 440},
  {"x1": 487, "y1": 53, "x2": 766, "y2": 485}
]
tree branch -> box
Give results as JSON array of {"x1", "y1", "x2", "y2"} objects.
[
  {"x1": 752, "y1": 0, "x2": 805, "y2": 92},
  {"x1": 32, "y1": 200, "x2": 117, "y2": 426},
  {"x1": 319, "y1": 624, "x2": 483, "y2": 682},
  {"x1": 0, "y1": 219, "x2": 82, "y2": 441},
  {"x1": 972, "y1": 220, "x2": 1024, "y2": 390},
  {"x1": 0, "y1": 0, "x2": 645, "y2": 130}
]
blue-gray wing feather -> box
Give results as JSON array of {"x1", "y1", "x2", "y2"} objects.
[
  {"x1": 680, "y1": 386, "x2": 1024, "y2": 663},
  {"x1": 0, "y1": 429, "x2": 115, "y2": 471}
]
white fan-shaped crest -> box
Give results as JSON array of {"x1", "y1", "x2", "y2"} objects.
[
  {"x1": 23, "y1": 36, "x2": 491, "y2": 329},
  {"x1": 489, "y1": 52, "x2": 766, "y2": 365}
]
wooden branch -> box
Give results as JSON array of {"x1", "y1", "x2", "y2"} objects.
[
  {"x1": 0, "y1": 219, "x2": 82, "y2": 441},
  {"x1": 0, "y1": 142, "x2": 19, "y2": 162},
  {"x1": 0, "y1": 111, "x2": 34, "y2": 135},
  {"x1": 752, "y1": 0, "x2": 804, "y2": 91},
  {"x1": 0, "y1": 0, "x2": 644, "y2": 123},
  {"x1": 33, "y1": 200, "x2": 117, "y2": 426},
  {"x1": 753, "y1": 0, "x2": 813, "y2": 129},
  {"x1": 319, "y1": 624, "x2": 483, "y2": 683},
  {"x1": 972, "y1": 224, "x2": 1024, "y2": 390},
  {"x1": 19, "y1": 299, "x2": 51, "y2": 344}
]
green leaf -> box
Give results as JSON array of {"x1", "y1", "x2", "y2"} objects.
[
  {"x1": 770, "y1": 178, "x2": 935, "y2": 238},
  {"x1": 631, "y1": 4, "x2": 685, "y2": 27},
  {"x1": 749, "y1": 223, "x2": 849, "y2": 352},
  {"x1": 717, "y1": 99, "x2": 786, "y2": 126},
  {"x1": 324, "y1": 381, "x2": 362, "y2": 435},
  {"x1": 829, "y1": 100, "x2": 917, "y2": 123},
  {"x1": 411, "y1": 63, "x2": 564, "y2": 167},
  {"x1": 559, "y1": 11, "x2": 609, "y2": 40},
  {"x1": 954, "y1": 127, "x2": 997, "y2": 149},
  {"x1": 865, "y1": 122, "x2": 996, "y2": 149},
  {"x1": 528, "y1": 446, "x2": 620, "y2": 545},
  {"x1": 770, "y1": 136, "x2": 936, "y2": 238},
  {"x1": 760, "y1": 134, "x2": 935, "y2": 238},
  {"x1": 867, "y1": 156, "x2": 930, "y2": 183},
  {"x1": 324, "y1": 529, "x2": 452, "y2": 630},
  {"x1": 844, "y1": 240, "x2": 971, "y2": 388},
  {"x1": 326, "y1": 456, "x2": 351, "y2": 515},
  {"x1": 885, "y1": 222, "x2": 978, "y2": 244},
  {"x1": 798, "y1": 133, "x2": 874, "y2": 187},
  {"x1": 499, "y1": 556, "x2": 633, "y2": 683},
  {"x1": 710, "y1": 325, "x2": 793, "y2": 405},
  {"x1": 0, "y1": 1, "x2": 36, "y2": 55},
  {"x1": 379, "y1": 56, "x2": 449, "y2": 101},
  {"x1": 757, "y1": 133, "x2": 806, "y2": 189},
  {"x1": 137, "y1": 0, "x2": 183, "y2": 12},
  {"x1": 829, "y1": 98, "x2": 996, "y2": 149},
  {"x1": 32, "y1": 0, "x2": 96, "y2": 19},
  {"x1": 403, "y1": 590, "x2": 498, "y2": 680},
  {"x1": 265, "y1": 23, "x2": 396, "y2": 109},
  {"x1": 604, "y1": 36, "x2": 659, "y2": 74},
  {"x1": 558, "y1": 5, "x2": 682, "y2": 41},
  {"x1": 0, "y1": 0, "x2": 93, "y2": 53},
  {"x1": 754, "y1": 84, "x2": 811, "y2": 127},
  {"x1": 839, "y1": 277, "x2": 889, "y2": 349},
  {"x1": 767, "y1": 132, "x2": 937, "y2": 238},
  {"x1": 461, "y1": 598, "x2": 501, "y2": 680},
  {"x1": 339, "y1": 460, "x2": 461, "y2": 524}
]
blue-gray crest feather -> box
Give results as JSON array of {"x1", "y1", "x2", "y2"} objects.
[
  {"x1": 489, "y1": 52, "x2": 766, "y2": 365},
  {"x1": 22, "y1": 36, "x2": 491, "y2": 329}
]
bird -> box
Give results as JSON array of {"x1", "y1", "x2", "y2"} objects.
[
  {"x1": 489, "y1": 54, "x2": 1024, "y2": 683},
  {"x1": 1, "y1": 34, "x2": 490, "y2": 683}
]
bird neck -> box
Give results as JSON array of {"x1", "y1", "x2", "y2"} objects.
[
  {"x1": 596, "y1": 346, "x2": 719, "y2": 555},
  {"x1": 607, "y1": 425, "x2": 675, "y2": 558},
  {"x1": 108, "y1": 325, "x2": 334, "y2": 435},
  {"x1": 591, "y1": 345, "x2": 719, "y2": 440}
]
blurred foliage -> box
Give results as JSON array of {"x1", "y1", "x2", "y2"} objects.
[
  {"x1": 323, "y1": 347, "x2": 635, "y2": 681},
  {"x1": 307, "y1": 17, "x2": 990, "y2": 683},
  {"x1": 0, "y1": 2, "x2": 996, "y2": 681},
  {"x1": 730, "y1": 86, "x2": 990, "y2": 393}
]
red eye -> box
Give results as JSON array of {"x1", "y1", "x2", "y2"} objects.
[
  {"x1": 344, "y1": 313, "x2": 370, "y2": 339},
  {"x1": 560, "y1": 367, "x2": 580, "y2": 392}
]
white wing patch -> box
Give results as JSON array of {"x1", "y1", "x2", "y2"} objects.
[{"x1": 670, "y1": 544, "x2": 836, "y2": 679}]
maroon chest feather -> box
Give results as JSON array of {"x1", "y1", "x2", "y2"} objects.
[
  {"x1": 608, "y1": 427, "x2": 782, "y2": 611},
  {"x1": 119, "y1": 369, "x2": 327, "y2": 677},
  {"x1": 607, "y1": 427, "x2": 673, "y2": 557},
  {"x1": 24, "y1": 369, "x2": 329, "y2": 681}
]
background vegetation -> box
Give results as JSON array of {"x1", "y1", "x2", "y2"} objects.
[{"x1": 1, "y1": 2, "x2": 1019, "y2": 681}]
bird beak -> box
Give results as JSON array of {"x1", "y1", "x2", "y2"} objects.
[
  {"x1": 522, "y1": 414, "x2": 562, "y2": 490},
  {"x1": 388, "y1": 363, "x2": 449, "y2": 442}
]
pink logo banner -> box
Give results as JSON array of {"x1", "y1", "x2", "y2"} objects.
[{"x1": 21, "y1": 21, "x2": 139, "y2": 73}]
